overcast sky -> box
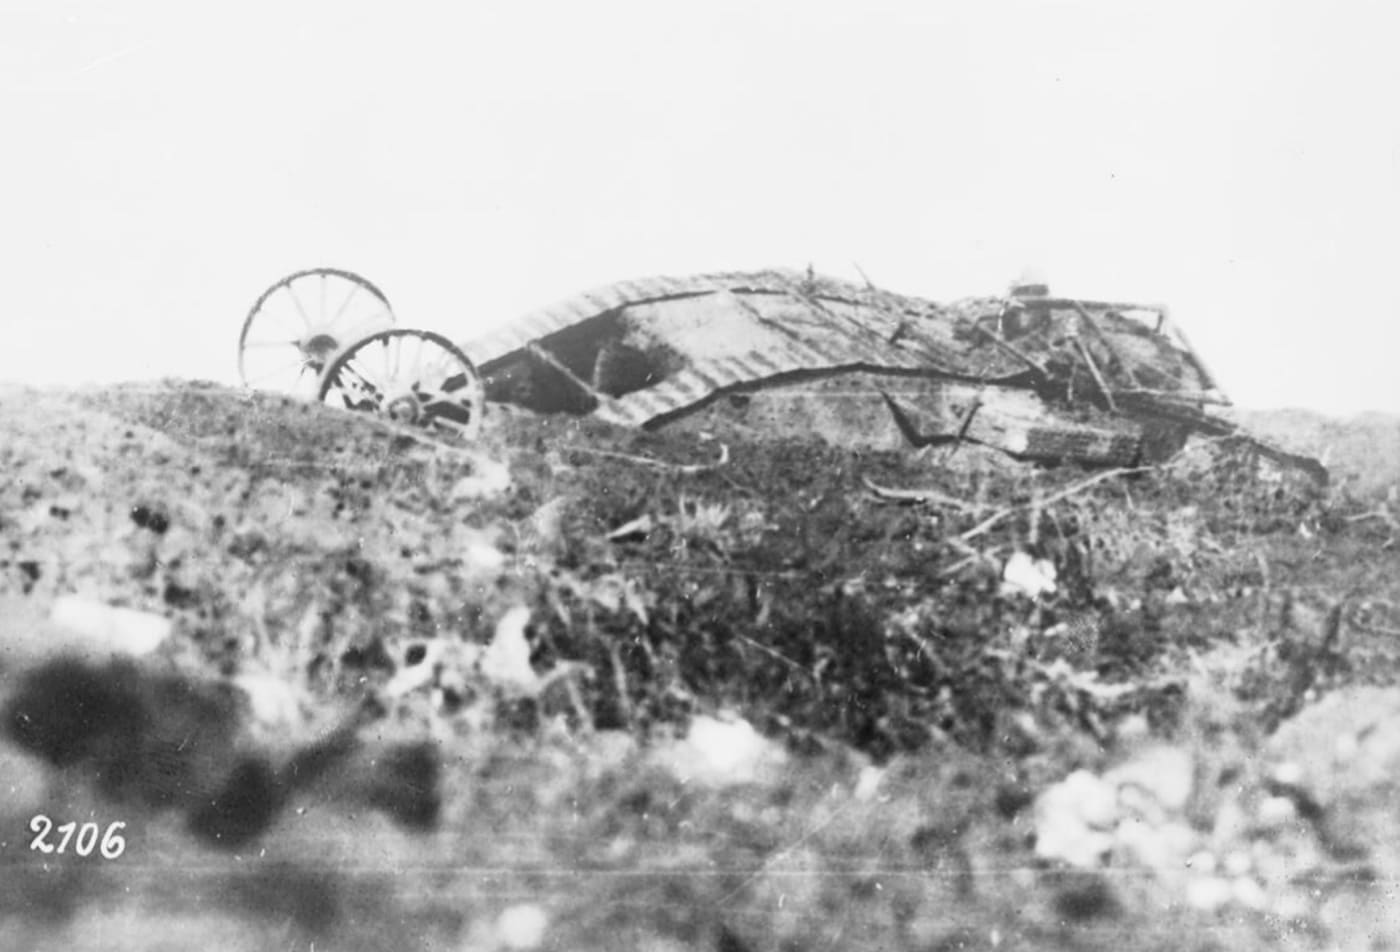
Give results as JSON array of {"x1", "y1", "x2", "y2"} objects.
[{"x1": 3, "y1": 1, "x2": 1397, "y2": 412}]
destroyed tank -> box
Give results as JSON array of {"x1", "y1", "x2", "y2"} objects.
[{"x1": 460, "y1": 267, "x2": 1324, "y2": 478}]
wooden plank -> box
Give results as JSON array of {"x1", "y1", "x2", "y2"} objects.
[
  {"x1": 1115, "y1": 388, "x2": 1232, "y2": 406},
  {"x1": 1070, "y1": 335, "x2": 1118, "y2": 412},
  {"x1": 1157, "y1": 307, "x2": 1223, "y2": 393},
  {"x1": 974, "y1": 324, "x2": 1049, "y2": 378},
  {"x1": 1067, "y1": 298, "x2": 1139, "y2": 388}
]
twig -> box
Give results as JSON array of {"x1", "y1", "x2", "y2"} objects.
[
  {"x1": 937, "y1": 552, "x2": 985, "y2": 578},
  {"x1": 958, "y1": 466, "x2": 1152, "y2": 542},
  {"x1": 1255, "y1": 550, "x2": 1272, "y2": 633},
  {"x1": 334, "y1": 405, "x2": 485, "y2": 462},
  {"x1": 561, "y1": 442, "x2": 730, "y2": 473},
  {"x1": 607, "y1": 641, "x2": 633, "y2": 729},
  {"x1": 735, "y1": 634, "x2": 816, "y2": 682},
  {"x1": 902, "y1": 628, "x2": 948, "y2": 678},
  {"x1": 861, "y1": 475, "x2": 987, "y2": 512},
  {"x1": 944, "y1": 534, "x2": 996, "y2": 562},
  {"x1": 1345, "y1": 508, "x2": 1399, "y2": 527}
]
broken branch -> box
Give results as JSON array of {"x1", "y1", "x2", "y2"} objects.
[
  {"x1": 861, "y1": 475, "x2": 987, "y2": 513},
  {"x1": 562, "y1": 442, "x2": 730, "y2": 474},
  {"x1": 958, "y1": 466, "x2": 1152, "y2": 542}
]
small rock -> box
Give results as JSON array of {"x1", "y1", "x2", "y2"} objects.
[
  {"x1": 48, "y1": 596, "x2": 171, "y2": 657},
  {"x1": 233, "y1": 672, "x2": 308, "y2": 733},
  {"x1": 129, "y1": 503, "x2": 171, "y2": 534},
  {"x1": 1185, "y1": 875, "x2": 1233, "y2": 912},
  {"x1": 1222, "y1": 850, "x2": 1253, "y2": 878},
  {"x1": 999, "y1": 551, "x2": 1057, "y2": 599},
  {"x1": 479, "y1": 606, "x2": 538, "y2": 694},
  {"x1": 1186, "y1": 850, "x2": 1217, "y2": 874},
  {"x1": 450, "y1": 455, "x2": 511, "y2": 501},
  {"x1": 1231, "y1": 876, "x2": 1268, "y2": 910},
  {"x1": 1033, "y1": 770, "x2": 1118, "y2": 867},
  {"x1": 853, "y1": 765, "x2": 884, "y2": 802},
  {"x1": 1064, "y1": 770, "x2": 1119, "y2": 829},
  {"x1": 462, "y1": 530, "x2": 507, "y2": 576},
  {"x1": 656, "y1": 715, "x2": 787, "y2": 788},
  {"x1": 495, "y1": 903, "x2": 548, "y2": 950},
  {"x1": 1105, "y1": 746, "x2": 1194, "y2": 813},
  {"x1": 1255, "y1": 795, "x2": 1297, "y2": 829}
]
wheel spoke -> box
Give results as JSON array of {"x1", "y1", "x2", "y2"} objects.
[
  {"x1": 342, "y1": 357, "x2": 378, "y2": 393},
  {"x1": 283, "y1": 284, "x2": 314, "y2": 330},
  {"x1": 315, "y1": 329, "x2": 483, "y2": 438},
  {"x1": 390, "y1": 332, "x2": 404, "y2": 383},
  {"x1": 419, "y1": 342, "x2": 454, "y2": 384},
  {"x1": 330, "y1": 282, "x2": 362, "y2": 323},
  {"x1": 410, "y1": 334, "x2": 431, "y2": 385},
  {"x1": 242, "y1": 338, "x2": 299, "y2": 349},
  {"x1": 431, "y1": 412, "x2": 471, "y2": 435},
  {"x1": 329, "y1": 358, "x2": 381, "y2": 409},
  {"x1": 380, "y1": 335, "x2": 395, "y2": 388}
]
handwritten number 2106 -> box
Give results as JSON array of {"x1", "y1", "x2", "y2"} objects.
[{"x1": 28, "y1": 816, "x2": 126, "y2": 859}]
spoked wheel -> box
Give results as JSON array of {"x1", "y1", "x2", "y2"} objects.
[
  {"x1": 317, "y1": 329, "x2": 487, "y2": 440},
  {"x1": 238, "y1": 268, "x2": 395, "y2": 396}
]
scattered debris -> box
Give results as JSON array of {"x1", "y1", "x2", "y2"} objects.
[
  {"x1": 861, "y1": 475, "x2": 984, "y2": 512},
  {"x1": 607, "y1": 513, "x2": 656, "y2": 541},
  {"x1": 562, "y1": 441, "x2": 730, "y2": 474}
]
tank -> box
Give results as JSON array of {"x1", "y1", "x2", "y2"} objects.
[{"x1": 460, "y1": 267, "x2": 1323, "y2": 478}]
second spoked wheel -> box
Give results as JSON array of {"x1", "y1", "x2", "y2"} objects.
[{"x1": 317, "y1": 329, "x2": 487, "y2": 440}]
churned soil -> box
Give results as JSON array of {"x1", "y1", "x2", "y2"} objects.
[{"x1": 2, "y1": 379, "x2": 1400, "y2": 951}]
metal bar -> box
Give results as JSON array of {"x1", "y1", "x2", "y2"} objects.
[
  {"x1": 1030, "y1": 297, "x2": 1166, "y2": 315},
  {"x1": 1156, "y1": 307, "x2": 1223, "y2": 394},
  {"x1": 524, "y1": 342, "x2": 604, "y2": 404},
  {"x1": 1070, "y1": 334, "x2": 1118, "y2": 411},
  {"x1": 1067, "y1": 299, "x2": 1139, "y2": 388},
  {"x1": 974, "y1": 324, "x2": 1048, "y2": 378},
  {"x1": 1115, "y1": 388, "x2": 1233, "y2": 406}
]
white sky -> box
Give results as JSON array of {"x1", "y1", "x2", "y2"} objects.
[{"x1": 2, "y1": 1, "x2": 1397, "y2": 412}]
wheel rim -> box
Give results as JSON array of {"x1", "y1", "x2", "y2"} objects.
[
  {"x1": 238, "y1": 268, "x2": 395, "y2": 396},
  {"x1": 317, "y1": 329, "x2": 487, "y2": 439}
]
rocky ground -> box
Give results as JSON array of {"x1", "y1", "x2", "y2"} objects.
[{"x1": 2, "y1": 380, "x2": 1400, "y2": 951}]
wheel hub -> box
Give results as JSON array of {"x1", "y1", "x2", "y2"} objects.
[
  {"x1": 386, "y1": 394, "x2": 421, "y2": 424},
  {"x1": 301, "y1": 332, "x2": 340, "y2": 362}
]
